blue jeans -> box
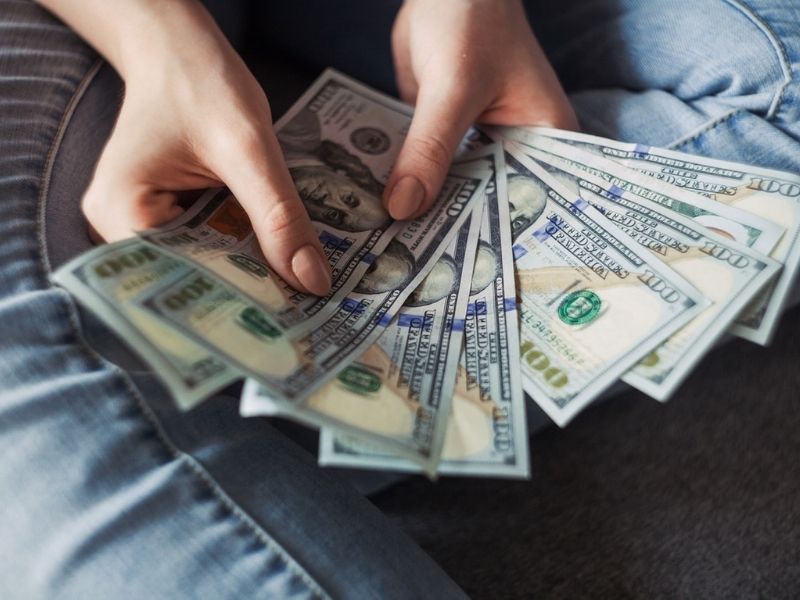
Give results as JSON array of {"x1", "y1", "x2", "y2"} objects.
[{"x1": 1, "y1": 0, "x2": 798, "y2": 597}]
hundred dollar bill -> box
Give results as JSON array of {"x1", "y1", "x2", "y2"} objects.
[
  {"x1": 501, "y1": 145, "x2": 706, "y2": 425},
  {"x1": 520, "y1": 127, "x2": 798, "y2": 345},
  {"x1": 52, "y1": 240, "x2": 239, "y2": 409},
  {"x1": 522, "y1": 138, "x2": 780, "y2": 401},
  {"x1": 311, "y1": 209, "x2": 483, "y2": 473},
  {"x1": 140, "y1": 68, "x2": 458, "y2": 331},
  {"x1": 319, "y1": 144, "x2": 530, "y2": 477},
  {"x1": 134, "y1": 166, "x2": 488, "y2": 439},
  {"x1": 495, "y1": 128, "x2": 784, "y2": 255},
  {"x1": 242, "y1": 212, "x2": 479, "y2": 472}
]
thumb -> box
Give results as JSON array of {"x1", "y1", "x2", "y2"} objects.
[
  {"x1": 81, "y1": 110, "x2": 215, "y2": 243},
  {"x1": 82, "y1": 162, "x2": 187, "y2": 244},
  {"x1": 83, "y1": 180, "x2": 185, "y2": 243},
  {"x1": 385, "y1": 84, "x2": 480, "y2": 220},
  {"x1": 217, "y1": 129, "x2": 332, "y2": 297}
]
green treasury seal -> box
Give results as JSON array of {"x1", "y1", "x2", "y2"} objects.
[
  {"x1": 337, "y1": 364, "x2": 382, "y2": 395},
  {"x1": 558, "y1": 290, "x2": 602, "y2": 326},
  {"x1": 238, "y1": 306, "x2": 281, "y2": 339}
]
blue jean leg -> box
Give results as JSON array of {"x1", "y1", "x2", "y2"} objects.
[
  {"x1": 0, "y1": 2, "x2": 467, "y2": 598},
  {"x1": 258, "y1": 0, "x2": 800, "y2": 173},
  {"x1": 527, "y1": 0, "x2": 800, "y2": 171}
]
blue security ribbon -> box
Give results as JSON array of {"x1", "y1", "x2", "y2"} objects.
[{"x1": 608, "y1": 184, "x2": 625, "y2": 199}]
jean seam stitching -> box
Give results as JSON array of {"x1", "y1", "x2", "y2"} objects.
[
  {"x1": 666, "y1": 108, "x2": 740, "y2": 151},
  {"x1": 34, "y1": 61, "x2": 330, "y2": 600},
  {"x1": 722, "y1": 0, "x2": 792, "y2": 120},
  {"x1": 37, "y1": 58, "x2": 103, "y2": 275}
]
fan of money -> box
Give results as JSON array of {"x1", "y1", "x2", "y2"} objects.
[{"x1": 54, "y1": 70, "x2": 800, "y2": 480}]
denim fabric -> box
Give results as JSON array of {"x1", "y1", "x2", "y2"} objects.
[
  {"x1": 1, "y1": 0, "x2": 800, "y2": 598},
  {"x1": 253, "y1": 0, "x2": 800, "y2": 170},
  {"x1": 529, "y1": 0, "x2": 800, "y2": 171}
]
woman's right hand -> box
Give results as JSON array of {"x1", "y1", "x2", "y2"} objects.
[{"x1": 40, "y1": 0, "x2": 332, "y2": 295}]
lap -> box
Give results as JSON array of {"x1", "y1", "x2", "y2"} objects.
[
  {"x1": 2, "y1": 0, "x2": 798, "y2": 594},
  {"x1": 526, "y1": 0, "x2": 800, "y2": 169}
]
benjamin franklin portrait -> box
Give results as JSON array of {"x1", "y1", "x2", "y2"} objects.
[
  {"x1": 470, "y1": 241, "x2": 499, "y2": 294},
  {"x1": 406, "y1": 253, "x2": 458, "y2": 307},
  {"x1": 507, "y1": 173, "x2": 547, "y2": 241},
  {"x1": 354, "y1": 239, "x2": 415, "y2": 295},
  {"x1": 278, "y1": 107, "x2": 392, "y2": 233}
]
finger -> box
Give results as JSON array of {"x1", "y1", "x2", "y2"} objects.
[
  {"x1": 384, "y1": 83, "x2": 481, "y2": 220},
  {"x1": 482, "y1": 76, "x2": 579, "y2": 131},
  {"x1": 216, "y1": 127, "x2": 331, "y2": 296},
  {"x1": 83, "y1": 176, "x2": 185, "y2": 243},
  {"x1": 481, "y1": 31, "x2": 578, "y2": 131},
  {"x1": 82, "y1": 112, "x2": 217, "y2": 243}
]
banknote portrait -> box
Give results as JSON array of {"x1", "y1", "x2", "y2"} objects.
[
  {"x1": 354, "y1": 239, "x2": 415, "y2": 295},
  {"x1": 470, "y1": 241, "x2": 499, "y2": 294},
  {"x1": 278, "y1": 108, "x2": 392, "y2": 232},
  {"x1": 507, "y1": 173, "x2": 547, "y2": 241},
  {"x1": 406, "y1": 254, "x2": 458, "y2": 307}
]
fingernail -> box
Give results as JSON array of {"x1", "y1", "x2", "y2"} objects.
[
  {"x1": 291, "y1": 244, "x2": 331, "y2": 296},
  {"x1": 387, "y1": 176, "x2": 425, "y2": 220}
]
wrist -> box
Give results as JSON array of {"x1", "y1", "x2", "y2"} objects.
[{"x1": 114, "y1": 0, "x2": 232, "y2": 83}]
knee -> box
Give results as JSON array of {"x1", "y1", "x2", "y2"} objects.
[
  {"x1": 554, "y1": 0, "x2": 795, "y2": 120},
  {"x1": 641, "y1": 0, "x2": 794, "y2": 119},
  {"x1": 679, "y1": 1, "x2": 792, "y2": 118}
]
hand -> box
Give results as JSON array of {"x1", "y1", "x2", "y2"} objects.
[
  {"x1": 66, "y1": 0, "x2": 332, "y2": 295},
  {"x1": 386, "y1": 0, "x2": 578, "y2": 219}
]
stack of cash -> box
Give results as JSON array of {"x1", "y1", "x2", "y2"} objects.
[{"x1": 54, "y1": 70, "x2": 800, "y2": 480}]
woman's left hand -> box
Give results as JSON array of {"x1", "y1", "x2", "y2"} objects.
[{"x1": 385, "y1": 0, "x2": 578, "y2": 219}]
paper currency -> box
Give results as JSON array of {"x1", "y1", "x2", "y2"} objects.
[
  {"x1": 494, "y1": 128, "x2": 784, "y2": 255},
  {"x1": 52, "y1": 239, "x2": 239, "y2": 409},
  {"x1": 306, "y1": 208, "x2": 482, "y2": 473},
  {"x1": 522, "y1": 127, "x2": 799, "y2": 345},
  {"x1": 139, "y1": 189, "x2": 307, "y2": 329},
  {"x1": 243, "y1": 212, "x2": 478, "y2": 472},
  {"x1": 134, "y1": 164, "x2": 487, "y2": 428},
  {"x1": 319, "y1": 144, "x2": 530, "y2": 477},
  {"x1": 501, "y1": 145, "x2": 706, "y2": 425},
  {"x1": 52, "y1": 64, "x2": 800, "y2": 482},
  {"x1": 520, "y1": 137, "x2": 780, "y2": 400}
]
